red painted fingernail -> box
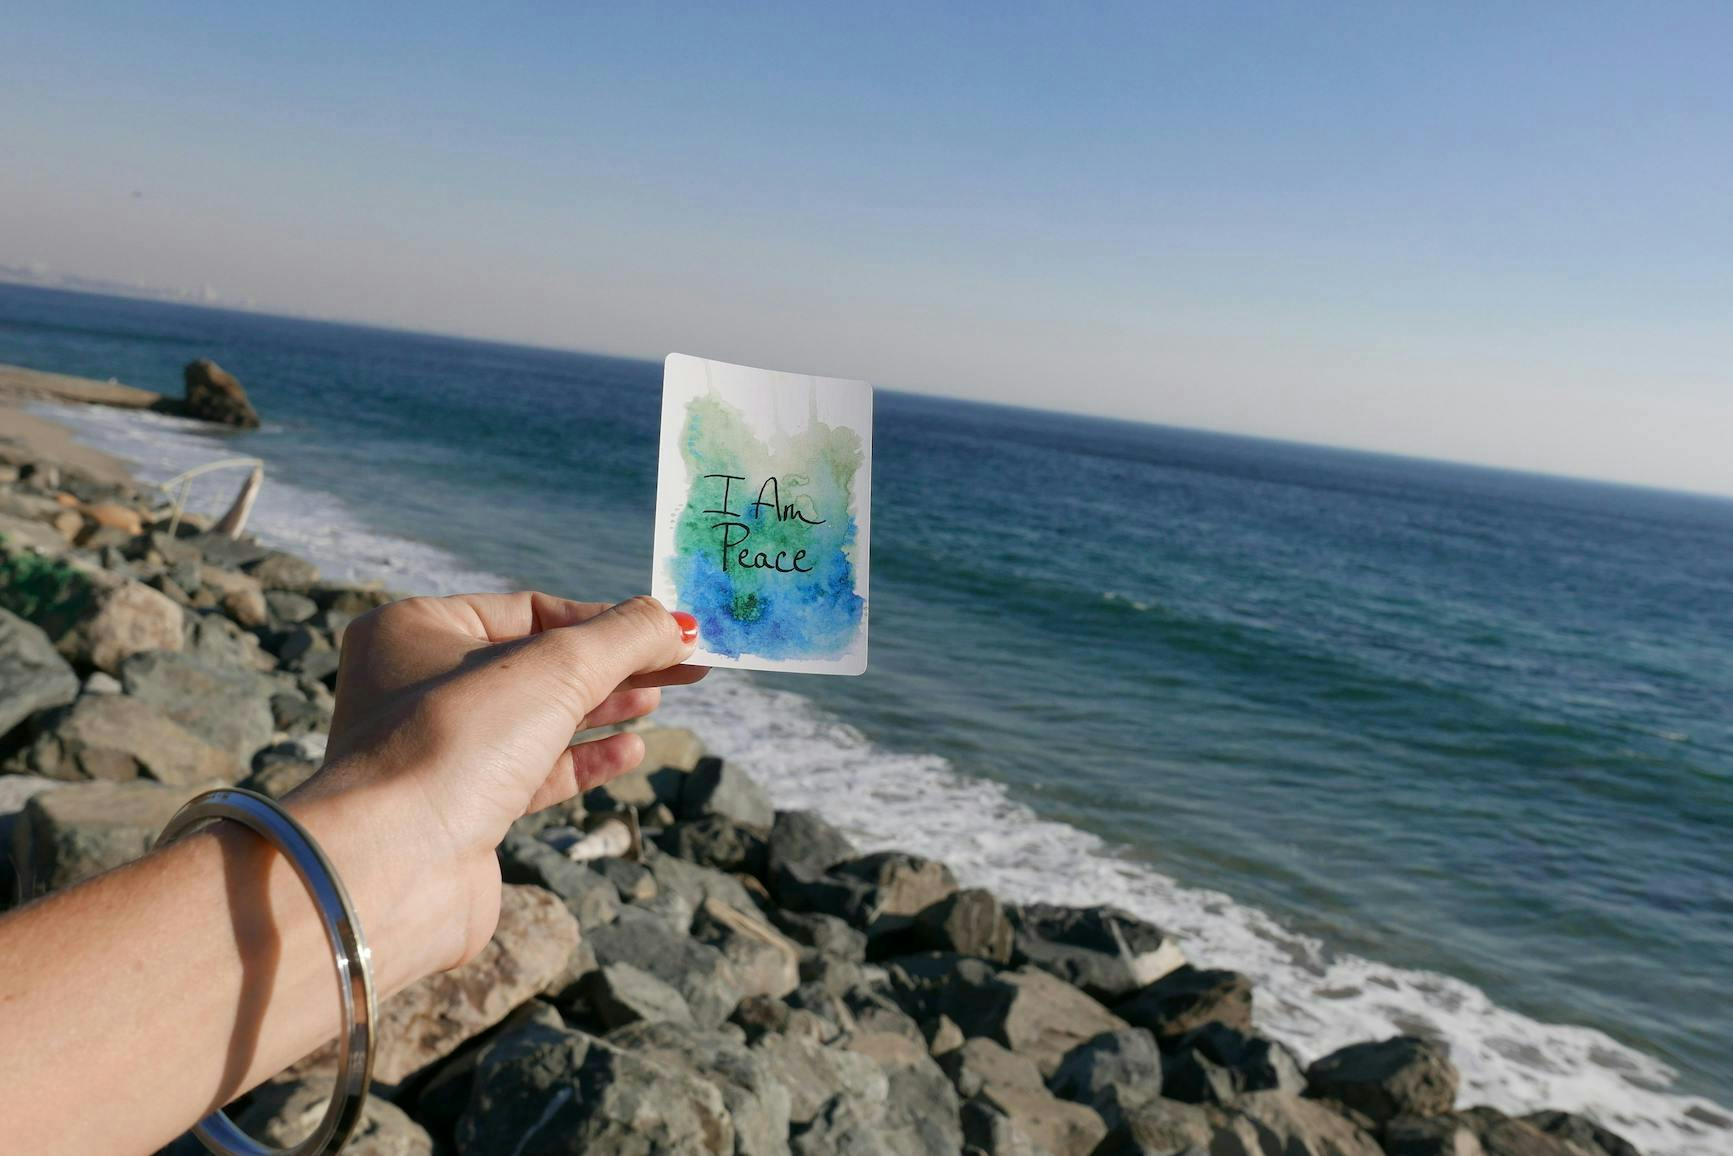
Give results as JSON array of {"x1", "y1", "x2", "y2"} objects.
[{"x1": 672, "y1": 611, "x2": 699, "y2": 644}]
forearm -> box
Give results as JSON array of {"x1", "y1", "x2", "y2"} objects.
[{"x1": 0, "y1": 785, "x2": 449, "y2": 1156}]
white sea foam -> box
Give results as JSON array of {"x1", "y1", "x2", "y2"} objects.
[
  {"x1": 31, "y1": 402, "x2": 507, "y2": 594},
  {"x1": 660, "y1": 680, "x2": 1731, "y2": 1156},
  {"x1": 38, "y1": 400, "x2": 1731, "y2": 1156}
]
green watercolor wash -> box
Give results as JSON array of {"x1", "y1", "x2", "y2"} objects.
[{"x1": 669, "y1": 389, "x2": 864, "y2": 660}]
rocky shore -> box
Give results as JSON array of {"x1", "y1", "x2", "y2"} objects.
[{"x1": 0, "y1": 404, "x2": 1643, "y2": 1156}]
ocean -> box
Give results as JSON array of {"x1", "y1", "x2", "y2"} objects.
[{"x1": 3, "y1": 282, "x2": 1728, "y2": 1154}]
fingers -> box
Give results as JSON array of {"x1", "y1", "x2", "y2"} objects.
[
  {"x1": 527, "y1": 596, "x2": 699, "y2": 717},
  {"x1": 450, "y1": 592, "x2": 613, "y2": 643},
  {"x1": 582, "y1": 686, "x2": 661, "y2": 730},
  {"x1": 526, "y1": 731, "x2": 644, "y2": 814},
  {"x1": 624, "y1": 663, "x2": 710, "y2": 690}
]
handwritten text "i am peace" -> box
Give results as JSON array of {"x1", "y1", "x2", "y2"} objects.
[{"x1": 702, "y1": 473, "x2": 825, "y2": 573}]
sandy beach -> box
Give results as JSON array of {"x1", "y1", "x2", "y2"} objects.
[{"x1": 0, "y1": 361, "x2": 157, "y2": 486}]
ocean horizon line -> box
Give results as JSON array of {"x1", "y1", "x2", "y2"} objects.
[{"x1": 4, "y1": 278, "x2": 1726, "y2": 505}]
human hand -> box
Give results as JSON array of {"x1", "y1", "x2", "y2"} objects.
[{"x1": 294, "y1": 593, "x2": 703, "y2": 980}]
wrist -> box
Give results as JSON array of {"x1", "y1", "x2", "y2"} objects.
[{"x1": 284, "y1": 783, "x2": 468, "y2": 994}]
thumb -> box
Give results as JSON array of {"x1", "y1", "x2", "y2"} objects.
[{"x1": 524, "y1": 595, "x2": 697, "y2": 718}]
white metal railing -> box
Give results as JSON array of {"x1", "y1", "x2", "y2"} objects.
[{"x1": 156, "y1": 457, "x2": 265, "y2": 539}]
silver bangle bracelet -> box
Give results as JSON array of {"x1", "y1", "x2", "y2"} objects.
[{"x1": 155, "y1": 787, "x2": 378, "y2": 1156}]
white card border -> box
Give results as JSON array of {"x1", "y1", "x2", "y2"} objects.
[{"x1": 651, "y1": 352, "x2": 872, "y2": 676}]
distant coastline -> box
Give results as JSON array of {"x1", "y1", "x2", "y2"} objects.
[
  {"x1": 2, "y1": 279, "x2": 1727, "y2": 501},
  {"x1": 0, "y1": 263, "x2": 256, "y2": 311}
]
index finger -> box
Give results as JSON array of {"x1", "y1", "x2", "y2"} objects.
[{"x1": 450, "y1": 591, "x2": 612, "y2": 642}]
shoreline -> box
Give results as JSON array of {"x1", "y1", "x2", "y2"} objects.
[
  {"x1": 0, "y1": 366, "x2": 1713, "y2": 1155},
  {"x1": 0, "y1": 362, "x2": 157, "y2": 487}
]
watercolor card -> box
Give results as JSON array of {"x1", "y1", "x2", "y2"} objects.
[{"x1": 652, "y1": 353, "x2": 872, "y2": 675}]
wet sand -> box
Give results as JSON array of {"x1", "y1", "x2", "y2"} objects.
[{"x1": 0, "y1": 362, "x2": 158, "y2": 487}]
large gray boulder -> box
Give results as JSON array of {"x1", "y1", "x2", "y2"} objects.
[
  {"x1": 1092, "y1": 1097, "x2": 1217, "y2": 1156},
  {"x1": 1009, "y1": 903, "x2": 1185, "y2": 1001},
  {"x1": 1304, "y1": 1035, "x2": 1459, "y2": 1125},
  {"x1": 200, "y1": 565, "x2": 268, "y2": 628},
  {"x1": 775, "y1": 865, "x2": 878, "y2": 927},
  {"x1": 119, "y1": 650, "x2": 273, "y2": 765},
  {"x1": 11, "y1": 563, "x2": 186, "y2": 675},
  {"x1": 586, "y1": 961, "x2": 696, "y2": 1030},
  {"x1": 927, "y1": 1013, "x2": 966, "y2": 1056},
  {"x1": 0, "y1": 775, "x2": 61, "y2": 904},
  {"x1": 913, "y1": 887, "x2": 1014, "y2": 962},
  {"x1": 1225, "y1": 1091, "x2": 1384, "y2": 1156},
  {"x1": 1521, "y1": 1110, "x2": 1640, "y2": 1156},
  {"x1": 11, "y1": 778, "x2": 222, "y2": 894},
  {"x1": 751, "y1": 1033, "x2": 889, "y2": 1126},
  {"x1": 789, "y1": 1095, "x2": 898, "y2": 1156},
  {"x1": 644, "y1": 846, "x2": 761, "y2": 915},
  {"x1": 268, "y1": 685, "x2": 332, "y2": 736},
  {"x1": 80, "y1": 578, "x2": 187, "y2": 675},
  {"x1": 1456, "y1": 1107, "x2": 1611, "y2": 1156},
  {"x1": 769, "y1": 809, "x2": 856, "y2": 881},
  {"x1": 729, "y1": 994, "x2": 839, "y2": 1045},
  {"x1": 886, "y1": 948, "x2": 1001, "y2": 995},
  {"x1": 0, "y1": 608, "x2": 78, "y2": 739},
  {"x1": 310, "y1": 580, "x2": 392, "y2": 617},
  {"x1": 681, "y1": 755, "x2": 775, "y2": 830},
  {"x1": 0, "y1": 486, "x2": 74, "y2": 523},
  {"x1": 182, "y1": 610, "x2": 275, "y2": 673},
  {"x1": 938, "y1": 1037, "x2": 1045, "y2": 1099},
  {"x1": 1384, "y1": 1114, "x2": 1489, "y2": 1156},
  {"x1": 915, "y1": 961, "x2": 1132, "y2": 1077},
  {"x1": 409, "y1": 1001, "x2": 564, "y2": 1144},
  {"x1": 497, "y1": 832, "x2": 620, "y2": 929},
  {"x1": 0, "y1": 509, "x2": 71, "y2": 554},
  {"x1": 0, "y1": 774, "x2": 60, "y2": 823},
  {"x1": 608, "y1": 1021, "x2": 793, "y2": 1156},
  {"x1": 808, "y1": 979, "x2": 924, "y2": 1045},
  {"x1": 692, "y1": 896, "x2": 801, "y2": 999},
  {"x1": 190, "y1": 534, "x2": 272, "y2": 571},
  {"x1": 957, "y1": 1098, "x2": 1049, "y2": 1156},
  {"x1": 274, "y1": 623, "x2": 339, "y2": 680},
  {"x1": 830, "y1": 850, "x2": 959, "y2": 946},
  {"x1": 541, "y1": 934, "x2": 601, "y2": 1009},
  {"x1": 939, "y1": 1038, "x2": 1105, "y2": 1156},
  {"x1": 457, "y1": 1014, "x2": 733, "y2": 1154},
  {"x1": 773, "y1": 909, "x2": 868, "y2": 961},
  {"x1": 657, "y1": 815, "x2": 769, "y2": 877},
  {"x1": 265, "y1": 589, "x2": 318, "y2": 626},
  {"x1": 1046, "y1": 1027, "x2": 1164, "y2": 1130},
  {"x1": 586, "y1": 907, "x2": 744, "y2": 1028},
  {"x1": 1115, "y1": 964, "x2": 1253, "y2": 1041},
  {"x1": 24, "y1": 694, "x2": 238, "y2": 784},
  {"x1": 844, "y1": 1031, "x2": 966, "y2": 1156},
  {"x1": 288, "y1": 884, "x2": 579, "y2": 1087},
  {"x1": 975, "y1": 1083, "x2": 1107, "y2": 1156},
  {"x1": 589, "y1": 854, "x2": 657, "y2": 902},
  {"x1": 1161, "y1": 1023, "x2": 1306, "y2": 1107},
  {"x1": 244, "y1": 550, "x2": 320, "y2": 592}
]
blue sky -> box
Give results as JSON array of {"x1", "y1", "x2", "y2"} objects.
[{"x1": 3, "y1": 3, "x2": 1729, "y2": 493}]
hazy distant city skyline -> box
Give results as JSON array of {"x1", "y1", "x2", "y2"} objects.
[{"x1": 3, "y1": 5, "x2": 1728, "y2": 495}]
